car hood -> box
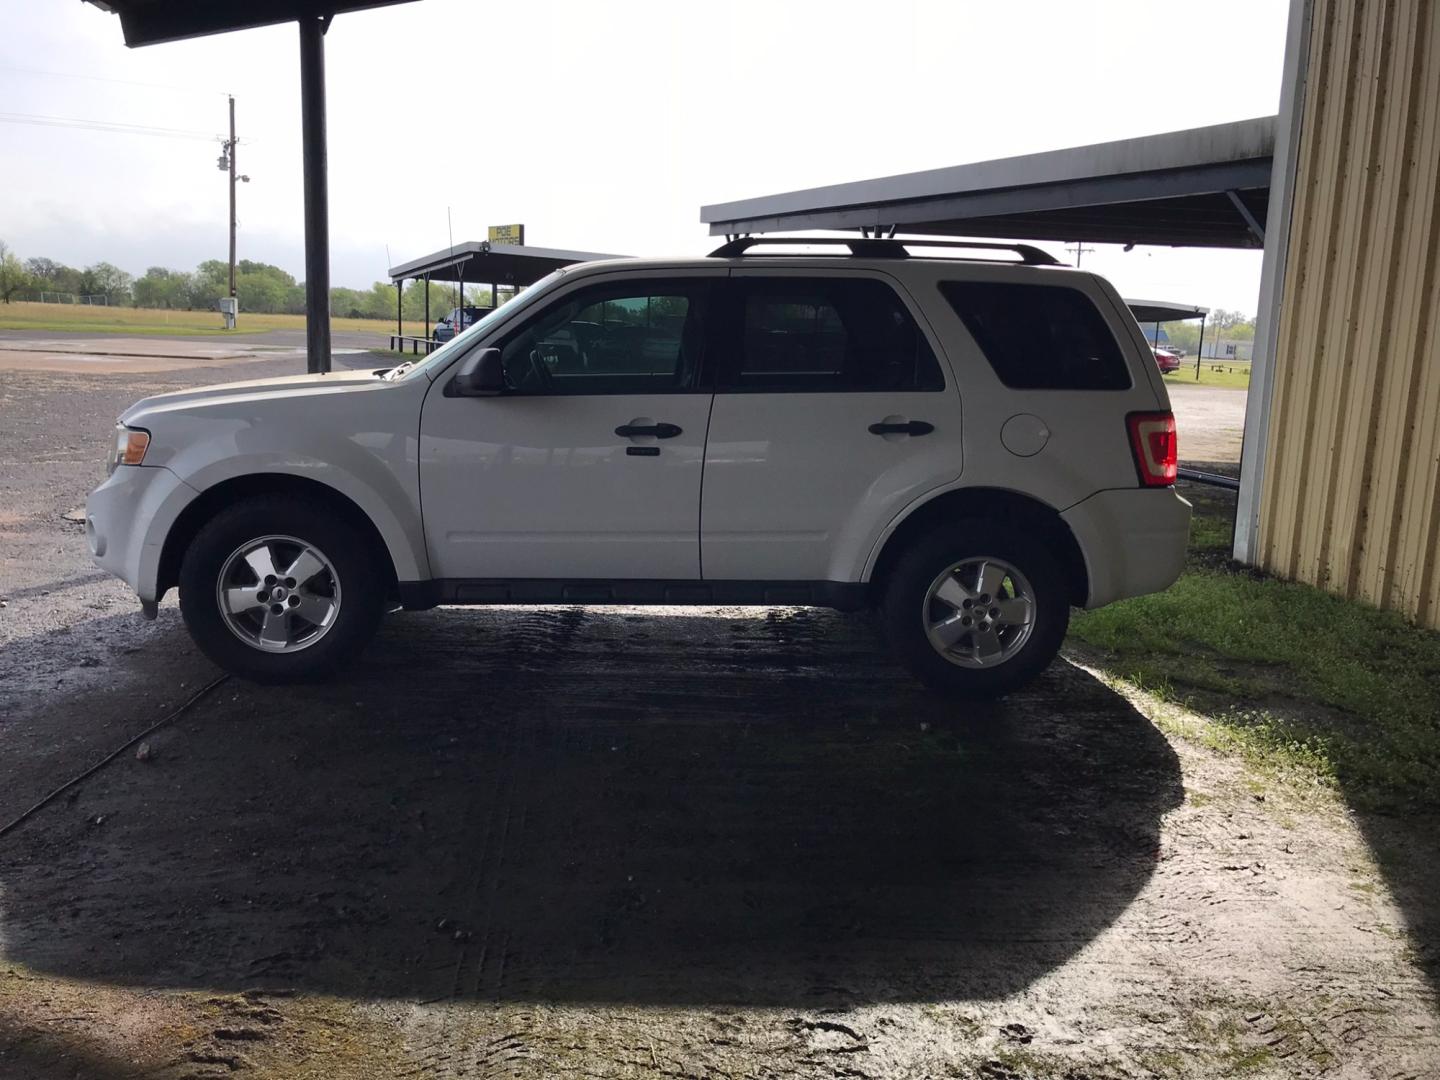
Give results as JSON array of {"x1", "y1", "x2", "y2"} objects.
[{"x1": 119, "y1": 370, "x2": 388, "y2": 425}]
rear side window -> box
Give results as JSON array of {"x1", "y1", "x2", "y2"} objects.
[
  {"x1": 725, "y1": 277, "x2": 944, "y2": 392},
  {"x1": 939, "y1": 281, "x2": 1131, "y2": 390}
]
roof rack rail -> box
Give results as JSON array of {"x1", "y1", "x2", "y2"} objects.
[{"x1": 707, "y1": 235, "x2": 1062, "y2": 266}]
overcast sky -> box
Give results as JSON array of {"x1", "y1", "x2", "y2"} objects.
[{"x1": 0, "y1": 0, "x2": 1288, "y2": 313}]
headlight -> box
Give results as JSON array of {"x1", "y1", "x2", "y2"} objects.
[{"x1": 109, "y1": 425, "x2": 150, "y2": 474}]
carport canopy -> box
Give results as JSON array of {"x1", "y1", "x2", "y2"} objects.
[
  {"x1": 82, "y1": 0, "x2": 413, "y2": 46},
  {"x1": 1126, "y1": 299, "x2": 1210, "y2": 386},
  {"x1": 701, "y1": 116, "x2": 1275, "y2": 250},
  {"x1": 1126, "y1": 300, "x2": 1210, "y2": 323},
  {"x1": 388, "y1": 241, "x2": 623, "y2": 289},
  {"x1": 386, "y1": 241, "x2": 625, "y2": 339}
]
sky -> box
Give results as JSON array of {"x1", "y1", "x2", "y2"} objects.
[{"x1": 0, "y1": 0, "x2": 1289, "y2": 314}]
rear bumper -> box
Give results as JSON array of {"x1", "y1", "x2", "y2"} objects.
[
  {"x1": 86, "y1": 465, "x2": 199, "y2": 604},
  {"x1": 1062, "y1": 487, "x2": 1192, "y2": 608}
]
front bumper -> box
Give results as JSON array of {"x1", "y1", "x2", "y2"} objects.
[
  {"x1": 86, "y1": 465, "x2": 199, "y2": 604},
  {"x1": 1062, "y1": 487, "x2": 1192, "y2": 608}
]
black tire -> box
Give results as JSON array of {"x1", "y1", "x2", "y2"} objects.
[
  {"x1": 880, "y1": 519, "x2": 1070, "y2": 698},
  {"x1": 179, "y1": 495, "x2": 385, "y2": 683}
]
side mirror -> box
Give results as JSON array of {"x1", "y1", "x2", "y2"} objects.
[{"x1": 451, "y1": 347, "x2": 505, "y2": 397}]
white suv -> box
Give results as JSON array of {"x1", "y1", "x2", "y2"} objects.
[{"x1": 87, "y1": 237, "x2": 1190, "y2": 696}]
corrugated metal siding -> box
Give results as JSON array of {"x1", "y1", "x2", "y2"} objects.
[{"x1": 1260, "y1": 0, "x2": 1440, "y2": 627}]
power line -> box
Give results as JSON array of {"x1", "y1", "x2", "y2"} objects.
[
  {"x1": 0, "y1": 63, "x2": 225, "y2": 97},
  {"x1": 0, "y1": 110, "x2": 218, "y2": 141}
]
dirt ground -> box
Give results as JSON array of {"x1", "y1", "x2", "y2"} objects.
[
  {"x1": 0, "y1": 334, "x2": 381, "y2": 375},
  {"x1": 1, "y1": 339, "x2": 1434, "y2": 1079}
]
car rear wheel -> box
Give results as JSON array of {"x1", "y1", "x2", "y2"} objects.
[
  {"x1": 881, "y1": 521, "x2": 1070, "y2": 698},
  {"x1": 179, "y1": 495, "x2": 385, "y2": 683}
]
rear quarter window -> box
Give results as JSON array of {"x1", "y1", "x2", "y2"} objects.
[{"x1": 938, "y1": 281, "x2": 1132, "y2": 390}]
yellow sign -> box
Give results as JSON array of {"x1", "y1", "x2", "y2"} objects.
[{"x1": 488, "y1": 224, "x2": 525, "y2": 246}]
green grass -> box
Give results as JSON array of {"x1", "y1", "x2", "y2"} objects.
[
  {"x1": 0, "y1": 301, "x2": 427, "y2": 338},
  {"x1": 1068, "y1": 488, "x2": 1440, "y2": 812},
  {"x1": 1164, "y1": 364, "x2": 1251, "y2": 389}
]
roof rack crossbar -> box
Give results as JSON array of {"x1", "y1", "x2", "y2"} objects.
[{"x1": 707, "y1": 236, "x2": 1061, "y2": 265}]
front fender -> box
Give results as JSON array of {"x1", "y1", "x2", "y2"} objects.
[
  {"x1": 135, "y1": 380, "x2": 431, "y2": 583},
  {"x1": 175, "y1": 451, "x2": 430, "y2": 583}
]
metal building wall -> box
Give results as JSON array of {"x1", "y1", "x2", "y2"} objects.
[{"x1": 1259, "y1": 0, "x2": 1440, "y2": 626}]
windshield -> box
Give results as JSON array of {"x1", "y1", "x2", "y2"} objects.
[{"x1": 398, "y1": 270, "x2": 568, "y2": 379}]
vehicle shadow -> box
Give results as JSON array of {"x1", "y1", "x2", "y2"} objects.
[
  {"x1": 0, "y1": 1017, "x2": 142, "y2": 1080},
  {"x1": 1347, "y1": 803, "x2": 1440, "y2": 1004},
  {"x1": 1, "y1": 605, "x2": 1183, "y2": 1007}
]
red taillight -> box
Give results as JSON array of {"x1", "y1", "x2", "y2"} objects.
[{"x1": 1127, "y1": 411, "x2": 1177, "y2": 487}]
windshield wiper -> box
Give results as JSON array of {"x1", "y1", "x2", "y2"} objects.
[{"x1": 383, "y1": 361, "x2": 416, "y2": 381}]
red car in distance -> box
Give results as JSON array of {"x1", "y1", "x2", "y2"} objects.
[{"x1": 1152, "y1": 347, "x2": 1182, "y2": 374}]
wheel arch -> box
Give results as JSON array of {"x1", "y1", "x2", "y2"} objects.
[
  {"x1": 158, "y1": 473, "x2": 401, "y2": 601},
  {"x1": 867, "y1": 487, "x2": 1090, "y2": 607}
]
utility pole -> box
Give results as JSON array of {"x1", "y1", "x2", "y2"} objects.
[
  {"x1": 217, "y1": 96, "x2": 250, "y2": 323},
  {"x1": 1066, "y1": 241, "x2": 1096, "y2": 267},
  {"x1": 227, "y1": 94, "x2": 237, "y2": 299}
]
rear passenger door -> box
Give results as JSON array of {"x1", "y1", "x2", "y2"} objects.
[{"x1": 700, "y1": 271, "x2": 964, "y2": 582}]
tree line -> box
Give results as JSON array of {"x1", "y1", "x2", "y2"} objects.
[
  {"x1": 0, "y1": 240, "x2": 488, "y2": 322},
  {"x1": 1161, "y1": 309, "x2": 1256, "y2": 353}
]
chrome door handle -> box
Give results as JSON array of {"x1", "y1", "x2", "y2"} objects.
[
  {"x1": 616, "y1": 422, "x2": 682, "y2": 439},
  {"x1": 868, "y1": 420, "x2": 934, "y2": 436}
]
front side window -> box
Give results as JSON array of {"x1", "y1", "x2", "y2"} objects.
[
  {"x1": 939, "y1": 281, "x2": 1131, "y2": 390},
  {"x1": 725, "y1": 277, "x2": 943, "y2": 392},
  {"x1": 498, "y1": 281, "x2": 707, "y2": 394}
]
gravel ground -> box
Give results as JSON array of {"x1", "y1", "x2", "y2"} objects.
[
  {"x1": 0, "y1": 344, "x2": 1435, "y2": 1079},
  {"x1": 1167, "y1": 382, "x2": 1245, "y2": 464}
]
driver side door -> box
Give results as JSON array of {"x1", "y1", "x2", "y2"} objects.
[{"x1": 419, "y1": 272, "x2": 719, "y2": 582}]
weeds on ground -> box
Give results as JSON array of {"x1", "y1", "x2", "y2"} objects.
[
  {"x1": 1068, "y1": 485, "x2": 1440, "y2": 813},
  {"x1": 1163, "y1": 366, "x2": 1251, "y2": 390}
]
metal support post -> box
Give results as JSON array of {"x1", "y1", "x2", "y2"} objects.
[
  {"x1": 1195, "y1": 312, "x2": 1207, "y2": 380},
  {"x1": 299, "y1": 14, "x2": 332, "y2": 373}
]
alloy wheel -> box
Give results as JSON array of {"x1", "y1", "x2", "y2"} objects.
[
  {"x1": 922, "y1": 556, "x2": 1036, "y2": 668},
  {"x1": 216, "y1": 534, "x2": 342, "y2": 653}
]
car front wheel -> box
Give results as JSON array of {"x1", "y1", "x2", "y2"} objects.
[
  {"x1": 881, "y1": 521, "x2": 1070, "y2": 698},
  {"x1": 179, "y1": 495, "x2": 385, "y2": 683}
]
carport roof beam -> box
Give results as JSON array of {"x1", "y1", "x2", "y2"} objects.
[{"x1": 701, "y1": 116, "x2": 1277, "y2": 250}]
